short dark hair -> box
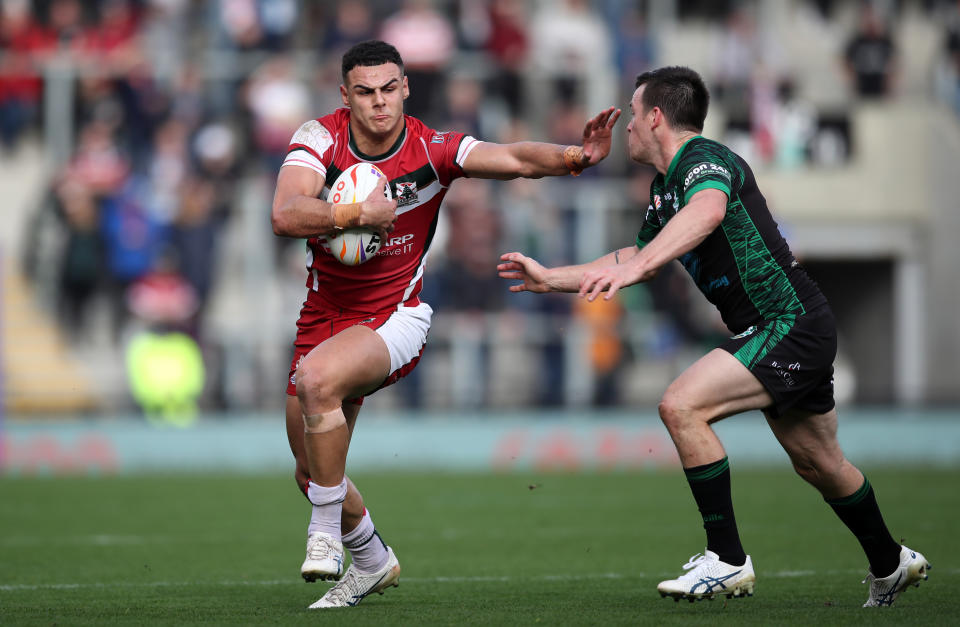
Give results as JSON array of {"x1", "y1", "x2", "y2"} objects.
[
  {"x1": 341, "y1": 40, "x2": 405, "y2": 84},
  {"x1": 634, "y1": 66, "x2": 709, "y2": 133}
]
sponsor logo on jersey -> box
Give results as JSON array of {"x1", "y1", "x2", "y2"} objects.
[
  {"x1": 430, "y1": 132, "x2": 447, "y2": 144},
  {"x1": 395, "y1": 181, "x2": 419, "y2": 207},
  {"x1": 731, "y1": 325, "x2": 756, "y2": 340},
  {"x1": 377, "y1": 233, "x2": 416, "y2": 256},
  {"x1": 683, "y1": 162, "x2": 731, "y2": 191}
]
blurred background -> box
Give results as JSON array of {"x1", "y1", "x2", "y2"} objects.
[{"x1": 2, "y1": 0, "x2": 959, "y2": 474}]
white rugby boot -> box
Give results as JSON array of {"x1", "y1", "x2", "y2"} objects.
[
  {"x1": 658, "y1": 550, "x2": 756, "y2": 602},
  {"x1": 309, "y1": 546, "x2": 401, "y2": 608},
  {"x1": 863, "y1": 545, "x2": 930, "y2": 607},
  {"x1": 301, "y1": 532, "x2": 345, "y2": 582}
]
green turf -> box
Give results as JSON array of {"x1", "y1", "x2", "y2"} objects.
[{"x1": 1, "y1": 467, "x2": 956, "y2": 625}]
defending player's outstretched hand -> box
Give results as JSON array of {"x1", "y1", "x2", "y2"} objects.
[{"x1": 497, "y1": 252, "x2": 551, "y2": 294}]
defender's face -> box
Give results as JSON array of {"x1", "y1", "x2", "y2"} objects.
[
  {"x1": 626, "y1": 85, "x2": 653, "y2": 165},
  {"x1": 341, "y1": 63, "x2": 409, "y2": 137}
]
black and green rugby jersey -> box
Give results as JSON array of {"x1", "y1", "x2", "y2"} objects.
[{"x1": 637, "y1": 136, "x2": 826, "y2": 334}]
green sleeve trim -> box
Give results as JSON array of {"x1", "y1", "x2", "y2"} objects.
[{"x1": 684, "y1": 180, "x2": 730, "y2": 204}]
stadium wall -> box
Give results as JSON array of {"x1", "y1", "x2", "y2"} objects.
[{"x1": 2, "y1": 409, "x2": 958, "y2": 476}]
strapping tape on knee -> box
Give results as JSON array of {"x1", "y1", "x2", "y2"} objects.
[{"x1": 303, "y1": 410, "x2": 343, "y2": 434}]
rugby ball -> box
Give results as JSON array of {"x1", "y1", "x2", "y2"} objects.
[{"x1": 327, "y1": 163, "x2": 392, "y2": 265}]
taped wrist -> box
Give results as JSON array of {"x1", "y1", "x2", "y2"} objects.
[
  {"x1": 333, "y1": 202, "x2": 362, "y2": 228},
  {"x1": 563, "y1": 145, "x2": 587, "y2": 176}
]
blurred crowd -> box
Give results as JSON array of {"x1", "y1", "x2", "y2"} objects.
[{"x1": 3, "y1": 0, "x2": 959, "y2": 412}]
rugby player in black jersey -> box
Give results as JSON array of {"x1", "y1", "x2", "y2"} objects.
[{"x1": 499, "y1": 65, "x2": 928, "y2": 607}]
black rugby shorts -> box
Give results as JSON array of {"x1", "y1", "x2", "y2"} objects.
[{"x1": 720, "y1": 305, "x2": 837, "y2": 418}]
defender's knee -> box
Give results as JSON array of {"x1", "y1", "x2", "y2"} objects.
[{"x1": 658, "y1": 391, "x2": 696, "y2": 433}]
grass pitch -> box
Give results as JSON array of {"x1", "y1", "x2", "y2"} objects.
[{"x1": 1, "y1": 467, "x2": 956, "y2": 625}]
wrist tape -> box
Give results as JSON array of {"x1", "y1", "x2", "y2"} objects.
[
  {"x1": 563, "y1": 145, "x2": 587, "y2": 176},
  {"x1": 333, "y1": 203, "x2": 362, "y2": 228}
]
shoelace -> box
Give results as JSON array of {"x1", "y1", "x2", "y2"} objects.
[
  {"x1": 677, "y1": 553, "x2": 711, "y2": 580},
  {"x1": 307, "y1": 536, "x2": 335, "y2": 560},
  {"x1": 324, "y1": 571, "x2": 359, "y2": 605},
  {"x1": 682, "y1": 553, "x2": 707, "y2": 570}
]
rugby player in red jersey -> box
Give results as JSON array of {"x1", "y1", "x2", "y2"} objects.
[{"x1": 271, "y1": 40, "x2": 620, "y2": 609}]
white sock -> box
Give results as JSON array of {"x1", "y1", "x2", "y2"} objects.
[
  {"x1": 342, "y1": 508, "x2": 389, "y2": 573},
  {"x1": 306, "y1": 479, "x2": 347, "y2": 539}
]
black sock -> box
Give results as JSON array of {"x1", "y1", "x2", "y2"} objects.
[
  {"x1": 826, "y1": 478, "x2": 901, "y2": 577},
  {"x1": 684, "y1": 457, "x2": 746, "y2": 566}
]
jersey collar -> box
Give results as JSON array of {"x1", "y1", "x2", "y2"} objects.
[
  {"x1": 349, "y1": 119, "x2": 407, "y2": 162},
  {"x1": 664, "y1": 135, "x2": 702, "y2": 181}
]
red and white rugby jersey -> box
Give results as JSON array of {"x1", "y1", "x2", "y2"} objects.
[{"x1": 282, "y1": 108, "x2": 481, "y2": 315}]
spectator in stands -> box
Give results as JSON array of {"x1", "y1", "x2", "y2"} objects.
[
  {"x1": 483, "y1": 0, "x2": 529, "y2": 117},
  {"x1": 321, "y1": 0, "x2": 377, "y2": 56},
  {"x1": 144, "y1": 117, "x2": 190, "y2": 223},
  {"x1": 436, "y1": 178, "x2": 504, "y2": 314},
  {"x1": 573, "y1": 295, "x2": 626, "y2": 406},
  {"x1": 171, "y1": 175, "x2": 223, "y2": 322},
  {"x1": 213, "y1": 0, "x2": 264, "y2": 50},
  {"x1": 0, "y1": 0, "x2": 52, "y2": 151},
  {"x1": 942, "y1": 0, "x2": 960, "y2": 114},
  {"x1": 256, "y1": 0, "x2": 300, "y2": 51},
  {"x1": 243, "y1": 54, "x2": 312, "y2": 173},
  {"x1": 613, "y1": 5, "x2": 657, "y2": 88},
  {"x1": 440, "y1": 71, "x2": 484, "y2": 138},
  {"x1": 380, "y1": 0, "x2": 456, "y2": 124},
  {"x1": 528, "y1": 0, "x2": 613, "y2": 107},
  {"x1": 47, "y1": 0, "x2": 88, "y2": 52},
  {"x1": 124, "y1": 246, "x2": 204, "y2": 424},
  {"x1": 843, "y1": 2, "x2": 898, "y2": 99},
  {"x1": 79, "y1": 0, "x2": 140, "y2": 67},
  {"x1": 100, "y1": 174, "x2": 171, "y2": 343},
  {"x1": 53, "y1": 176, "x2": 103, "y2": 342},
  {"x1": 712, "y1": 6, "x2": 787, "y2": 118}
]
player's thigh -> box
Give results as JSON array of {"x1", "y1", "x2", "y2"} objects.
[
  {"x1": 664, "y1": 348, "x2": 773, "y2": 422},
  {"x1": 298, "y1": 324, "x2": 392, "y2": 401}
]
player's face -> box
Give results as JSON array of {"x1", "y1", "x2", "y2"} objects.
[
  {"x1": 341, "y1": 63, "x2": 409, "y2": 138},
  {"x1": 626, "y1": 86, "x2": 654, "y2": 165}
]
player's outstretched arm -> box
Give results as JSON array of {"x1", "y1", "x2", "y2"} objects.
[
  {"x1": 462, "y1": 107, "x2": 621, "y2": 180},
  {"x1": 579, "y1": 189, "x2": 728, "y2": 301},
  {"x1": 272, "y1": 166, "x2": 397, "y2": 237},
  {"x1": 498, "y1": 246, "x2": 638, "y2": 294}
]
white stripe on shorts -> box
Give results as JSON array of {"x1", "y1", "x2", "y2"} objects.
[{"x1": 376, "y1": 302, "x2": 433, "y2": 374}]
